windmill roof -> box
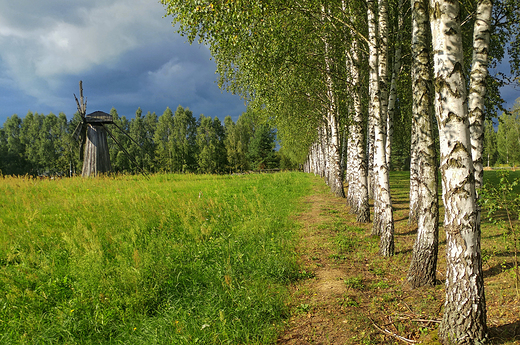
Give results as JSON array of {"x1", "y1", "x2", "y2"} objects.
[{"x1": 86, "y1": 111, "x2": 113, "y2": 124}]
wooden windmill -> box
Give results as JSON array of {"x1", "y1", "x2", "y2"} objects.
[{"x1": 72, "y1": 81, "x2": 148, "y2": 177}]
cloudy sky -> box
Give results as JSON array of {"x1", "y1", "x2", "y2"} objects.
[
  {"x1": 0, "y1": 0, "x2": 247, "y2": 126},
  {"x1": 0, "y1": 0, "x2": 518, "y2": 128}
]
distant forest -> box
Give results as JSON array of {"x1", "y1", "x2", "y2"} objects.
[
  {"x1": 1, "y1": 99, "x2": 519, "y2": 177},
  {"x1": 0, "y1": 105, "x2": 294, "y2": 176}
]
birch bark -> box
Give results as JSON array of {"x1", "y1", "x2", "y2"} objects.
[
  {"x1": 323, "y1": 15, "x2": 346, "y2": 198},
  {"x1": 385, "y1": 0, "x2": 404, "y2": 169},
  {"x1": 368, "y1": 0, "x2": 381, "y2": 233},
  {"x1": 346, "y1": 127, "x2": 356, "y2": 209},
  {"x1": 469, "y1": 0, "x2": 493, "y2": 194},
  {"x1": 369, "y1": 0, "x2": 394, "y2": 254},
  {"x1": 349, "y1": 37, "x2": 370, "y2": 222},
  {"x1": 407, "y1": 0, "x2": 439, "y2": 288},
  {"x1": 430, "y1": 0, "x2": 487, "y2": 341},
  {"x1": 378, "y1": 0, "x2": 390, "y2": 165},
  {"x1": 409, "y1": 127, "x2": 420, "y2": 224}
]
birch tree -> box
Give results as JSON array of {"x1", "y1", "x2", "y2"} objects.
[
  {"x1": 368, "y1": 0, "x2": 394, "y2": 255},
  {"x1": 468, "y1": 0, "x2": 493, "y2": 193},
  {"x1": 346, "y1": 36, "x2": 371, "y2": 223},
  {"x1": 430, "y1": 0, "x2": 487, "y2": 341},
  {"x1": 406, "y1": 0, "x2": 439, "y2": 288},
  {"x1": 322, "y1": 10, "x2": 346, "y2": 198},
  {"x1": 385, "y1": 0, "x2": 404, "y2": 169}
]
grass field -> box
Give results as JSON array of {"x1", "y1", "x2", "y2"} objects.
[
  {"x1": 1, "y1": 171, "x2": 519, "y2": 344},
  {"x1": 0, "y1": 172, "x2": 312, "y2": 344}
]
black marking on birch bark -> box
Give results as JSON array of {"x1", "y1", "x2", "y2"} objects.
[
  {"x1": 431, "y1": 2, "x2": 442, "y2": 20},
  {"x1": 448, "y1": 61, "x2": 464, "y2": 78},
  {"x1": 445, "y1": 157, "x2": 465, "y2": 169},
  {"x1": 449, "y1": 141, "x2": 471, "y2": 155},
  {"x1": 444, "y1": 26, "x2": 459, "y2": 36}
]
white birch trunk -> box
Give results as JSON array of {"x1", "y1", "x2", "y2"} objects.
[
  {"x1": 349, "y1": 37, "x2": 371, "y2": 222},
  {"x1": 378, "y1": 0, "x2": 390, "y2": 162},
  {"x1": 346, "y1": 123, "x2": 356, "y2": 209},
  {"x1": 323, "y1": 25, "x2": 346, "y2": 198},
  {"x1": 430, "y1": 0, "x2": 487, "y2": 341},
  {"x1": 369, "y1": 0, "x2": 394, "y2": 254},
  {"x1": 409, "y1": 127, "x2": 420, "y2": 224},
  {"x1": 386, "y1": 0, "x2": 404, "y2": 169},
  {"x1": 326, "y1": 111, "x2": 345, "y2": 197},
  {"x1": 469, "y1": 0, "x2": 492, "y2": 194},
  {"x1": 367, "y1": 107, "x2": 375, "y2": 200},
  {"x1": 368, "y1": 0, "x2": 380, "y2": 233},
  {"x1": 407, "y1": 0, "x2": 439, "y2": 288},
  {"x1": 408, "y1": 0, "x2": 422, "y2": 224}
]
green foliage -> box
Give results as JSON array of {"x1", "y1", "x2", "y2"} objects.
[
  {"x1": 277, "y1": 148, "x2": 299, "y2": 170},
  {"x1": 224, "y1": 114, "x2": 253, "y2": 172},
  {"x1": 109, "y1": 108, "x2": 133, "y2": 173},
  {"x1": 128, "y1": 108, "x2": 157, "y2": 174},
  {"x1": 172, "y1": 106, "x2": 198, "y2": 172},
  {"x1": 483, "y1": 118, "x2": 498, "y2": 167},
  {"x1": 0, "y1": 105, "x2": 284, "y2": 176},
  {"x1": 153, "y1": 107, "x2": 175, "y2": 172},
  {"x1": 496, "y1": 107, "x2": 520, "y2": 166},
  {"x1": 0, "y1": 172, "x2": 312, "y2": 344},
  {"x1": 480, "y1": 170, "x2": 520, "y2": 294},
  {"x1": 196, "y1": 114, "x2": 227, "y2": 173},
  {"x1": 247, "y1": 123, "x2": 278, "y2": 170}
]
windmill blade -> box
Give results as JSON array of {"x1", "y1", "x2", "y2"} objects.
[
  {"x1": 74, "y1": 81, "x2": 87, "y2": 116},
  {"x1": 111, "y1": 121, "x2": 142, "y2": 148},
  {"x1": 79, "y1": 128, "x2": 86, "y2": 160},
  {"x1": 72, "y1": 120, "x2": 88, "y2": 160},
  {"x1": 72, "y1": 121, "x2": 86, "y2": 141},
  {"x1": 103, "y1": 124, "x2": 150, "y2": 179}
]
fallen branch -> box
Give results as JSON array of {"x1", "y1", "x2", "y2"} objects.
[
  {"x1": 411, "y1": 318, "x2": 441, "y2": 324},
  {"x1": 369, "y1": 317, "x2": 417, "y2": 344}
]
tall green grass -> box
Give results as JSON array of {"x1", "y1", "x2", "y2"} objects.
[{"x1": 0, "y1": 172, "x2": 312, "y2": 344}]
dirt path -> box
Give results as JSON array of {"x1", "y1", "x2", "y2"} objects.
[
  {"x1": 277, "y1": 180, "x2": 520, "y2": 345},
  {"x1": 278, "y1": 191, "x2": 352, "y2": 344},
  {"x1": 277, "y1": 184, "x2": 401, "y2": 344}
]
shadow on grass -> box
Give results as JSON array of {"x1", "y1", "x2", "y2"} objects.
[
  {"x1": 399, "y1": 228, "x2": 418, "y2": 236},
  {"x1": 483, "y1": 261, "x2": 516, "y2": 278},
  {"x1": 489, "y1": 320, "x2": 520, "y2": 344},
  {"x1": 396, "y1": 248, "x2": 413, "y2": 255},
  {"x1": 481, "y1": 232, "x2": 510, "y2": 240},
  {"x1": 393, "y1": 204, "x2": 412, "y2": 210}
]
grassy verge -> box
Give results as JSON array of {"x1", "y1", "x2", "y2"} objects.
[{"x1": 0, "y1": 172, "x2": 312, "y2": 344}]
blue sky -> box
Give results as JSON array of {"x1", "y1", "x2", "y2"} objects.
[
  {"x1": 0, "y1": 0, "x2": 247, "y2": 126},
  {"x1": 0, "y1": 0, "x2": 518, "y2": 128}
]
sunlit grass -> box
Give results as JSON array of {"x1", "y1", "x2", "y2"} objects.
[{"x1": 0, "y1": 172, "x2": 312, "y2": 344}]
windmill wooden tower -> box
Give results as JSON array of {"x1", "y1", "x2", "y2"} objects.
[
  {"x1": 72, "y1": 81, "x2": 147, "y2": 177},
  {"x1": 72, "y1": 81, "x2": 112, "y2": 177}
]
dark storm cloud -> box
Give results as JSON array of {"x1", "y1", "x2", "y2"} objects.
[{"x1": 0, "y1": 0, "x2": 246, "y2": 125}]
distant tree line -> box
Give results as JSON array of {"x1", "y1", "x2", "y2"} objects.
[
  {"x1": 0, "y1": 105, "x2": 289, "y2": 176},
  {"x1": 482, "y1": 99, "x2": 520, "y2": 167}
]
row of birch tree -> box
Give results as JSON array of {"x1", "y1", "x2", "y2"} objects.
[{"x1": 161, "y1": 0, "x2": 519, "y2": 343}]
